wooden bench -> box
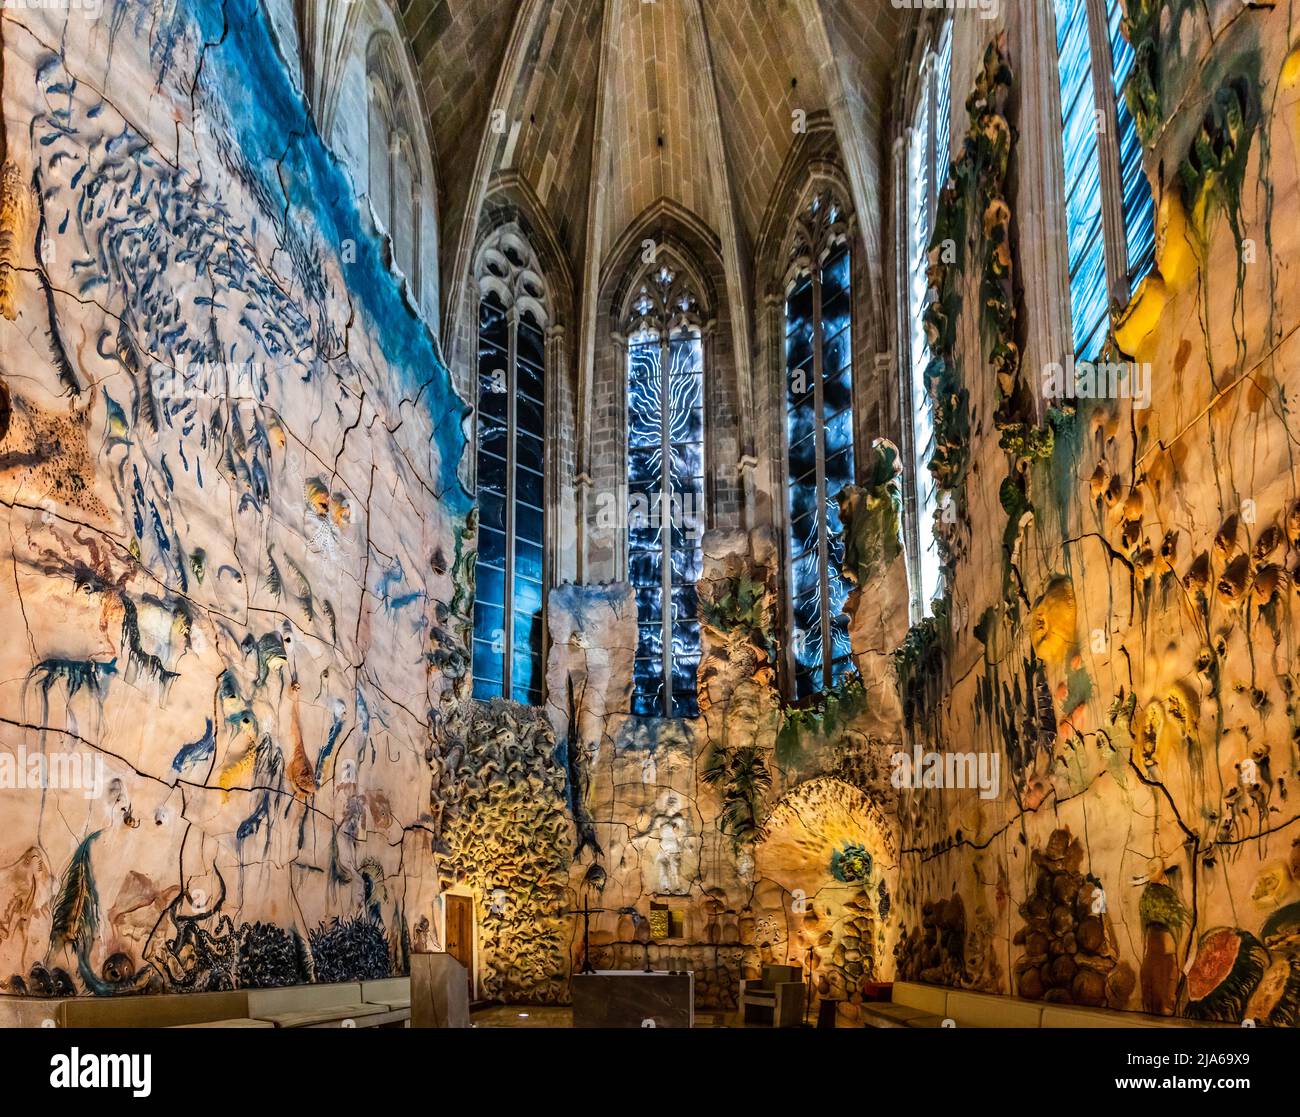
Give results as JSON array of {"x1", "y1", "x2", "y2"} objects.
[
  {"x1": 58, "y1": 989, "x2": 272, "y2": 1029},
  {"x1": 10, "y1": 977, "x2": 414, "y2": 1028},
  {"x1": 247, "y1": 982, "x2": 408, "y2": 1028},
  {"x1": 863, "y1": 981, "x2": 1229, "y2": 1029},
  {"x1": 361, "y1": 977, "x2": 411, "y2": 1013},
  {"x1": 860, "y1": 980, "x2": 948, "y2": 1028}
]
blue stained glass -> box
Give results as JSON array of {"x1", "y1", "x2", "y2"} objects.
[
  {"x1": 514, "y1": 539, "x2": 544, "y2": 583},
  {"x1": 479, "y1": 434, "x2": 508, "y2": 477},
  {"x1": 670, "y1": 336, "x2": 702, "y2": 374},
  {"x1": 824, "y1": 448, "x2": 853, "y2": 500},
  {"x1": 792, "y1": 551, "x2": 821, "y2": 599},
  {"x1": 511, "y1": 684, "x2": 542, "y2": 707},
  {"x1": 480, "y1": 294, "x2": 507, "y2": 332},
  {"x1": 787, "y1": 330, "x2": 814, "y2": 381},
  {"x1": 790, "y1": 598, "x2": 821, "y2": 650},
  {"x1": 629, "y1": 331, "x2": 704, "y2": 716},
  {"x1": 511, "y1": 649, "x2": 541, "y2": 697},
  {"x1": 669, "y1": 371, "x2": 703, "y2": 418},
  {"x1": 671, "y1": 506, "x2": 705, "y2": 552},
  {"x1": 516, "y1": 430, "x2": 544, "y2": 476},
  {"x1": 479, "y1": 490, "x2": 506, "y2": 534},
  {"x1": 518, "y1": 318, "x2": 545, "y2": 370},
  {"x1": 789, "y1": 432, "x2": 817, "y2": 482},
  {"x1": 823, "y1": 245, "x2": 851, "y2": 295},
  {"x1": 628, "y1": 417, "x2": 661, "y2": 452},
  {"x1": 515, "y1": 465, "x2": 542, "y2": 508},
  {"x1": 628, "y1": 513, "x2": 662, "y2": 552},
  {"x1": 628, "y1": 479, "x2": 659, "y2": 513},
  {"x1": 629, "y1": 343, "x2": 660, "y2": 384},
  {"x1": 906, "y1": 36, "x2": 948, "y2": 619},
  {"x1": 822, "y1": 288, "x2": 851, "y2": 339},
  {"x1": 821, "y1": 369, "x2": 852, "y2": 416},
  {"x1": 672, "y1": 659, "x2": 700, "y2": 691},
  {"x1": 828, "y1": 622, "x2": 853, "y2": 665},
  {"x1": 637, "y1": 624, "x2": 664, "y2": 660},
  {"x1": 629, "y1": 359, "x2": 663, "y2": 451},
  {"x1": 785, "y1": 223, "x2": 856, "y2": 697},
  {"x1": 669, "y1": 546, "x2": 702, "y2": 586},
  {"x1": 478, "y1": 460, "x2": 506, "y2": 504},
  {"x1": 671, "y1": 623, "x2": 701, "y2": 661},
  {"x1": 475, "y1": 603, "x2": 504, "y2": 646},
  {"x1": 670, "y1": 445, "x2": 704, "y2": 488},
  {"x1": 515, "y1": 503, "x2": 542, "y2": 543},
  {"x1": 788, "y1": 475, "x2": 819, "y2": 525},
  {"x1": 671, "y1": 585, "x2": 698, "y2": 622},
  {"x1": 478, "y1": 526, "x2": 508, "y2": 569},
  {"x1": 512, "y1": 577, "x2": 542, "y2": 619},
  {"x1": 636, "y1": 586, "x2": 664, "y2": 623},
  {"x1": 827, "y1": 527, "x2": 846, "y2": 571},
  {"x1": 786, "y1": 276, "x2": 815, "y2": 392},
  {"x1": 670, "y1": 406, "x2": 704, "y2": 446},
  {"x1": 517, "y1": 360, "x2": 543, "y2": 404},
  {"x1": 1055, "y1": 0, "x2": 1110, "y2": 362},
  {"x1": 473, "y1": 271, "x2": 547, "y2": 704},
  {"x1": 632, "y1": 682, "x2": 665, "y2": 718},
  {"x1": 669, "y1": 511, "x2": 700, "y2": 551},
  {"x1": 478, "y1": 373, "x2": 507, "y2": 422},
  {"x1": 788, "y1": 384, "x2": 816, "y2": 439},
  {"x1": 628, "y1": 548, "x2": 663, "y2": 586},
  {"x1": 787, "y1": 272, "x2": 815, "y2": 320},
  {"x1": 792, "y1": 627, "x2": 822, "y2": 668},
  {"x1": 473, "y1": 640, "x2": 504, "y2": 686},
  {"x1": 789, "y1": 508, "x2": 819, "y2": 557},
  {"x1": 476, "y1": 564, "x2": 505, "y2": 607},
  {"x1": 514, "y1": 610, "x2": 542, "y2": 655},
  {"x1": 1105, "y1": 0, "x2": 1156, "y2": 287},
  {"x1": 628, "y1": 446, "x2": 662, "y2": 485},
  {"x1": 824, "y1": 410, "x2": 854, "y2": 459},
  {"x1": 823, "y1": 329, "x2": 851, "y2": 380},
  {"x1": 671, "y1": 660, "x2": 700, "y2": 719},
  {"x1": 516, "y1": 394, "x2": 544, "y2": 437},
  {"x1": 936, "y1": 21, "x2": 953, "y2": 167}
]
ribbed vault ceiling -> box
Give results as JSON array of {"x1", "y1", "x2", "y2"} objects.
[{"x1": 393, "y1": 0, "x2": 903, "y2": 331}]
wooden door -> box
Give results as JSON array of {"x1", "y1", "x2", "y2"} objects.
[{"x1": 444, "y1": 894, "x2": 474, "y2": 996}]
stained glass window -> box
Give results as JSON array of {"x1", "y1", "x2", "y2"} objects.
[
  {"x1": 904, "y1": 21, "x2": 951, "y2": 619},
  {"x1": 472, "y1": 229, "x2": 548, "y2": 705},
  {"x1": 626, "y1": 266, "x2": 704, "y2": 718},
  {"x1": 1104, "y1": 0, "x2": 1156, "y2": 287},
  {"x1": 785, "y1": 194, "x2": 855, "y2": 700},
  {"x1": 1053, "y1": 0, "x2": 1157, "y2": 360}
]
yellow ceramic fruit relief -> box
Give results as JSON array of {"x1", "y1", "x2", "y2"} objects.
[
  {"x1": 1155, "y1": 190, "x2": 1198, "y2": 293},
  {"x1": 1113, "y1": 274, "x2": 1169, "y2": 356}
]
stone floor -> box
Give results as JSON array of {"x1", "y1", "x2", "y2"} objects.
[{"x1": 471, "y1": 1005, "x2": 575, "y2": 1028}]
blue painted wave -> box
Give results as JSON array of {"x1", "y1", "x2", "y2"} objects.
[{"x1": 172, "y1": 0, "x2": 471, "y2": 513}]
